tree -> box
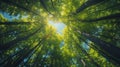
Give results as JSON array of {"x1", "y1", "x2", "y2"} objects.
[
  {"x1": 76, "y1": 0, "x2": 105, "y2": 13},
  {"x1": 0, "y1": 22, "x2": 31, "y2": 25},
  {"x1": 0, "y1": 0, "x2": 120, "y2": 66}
]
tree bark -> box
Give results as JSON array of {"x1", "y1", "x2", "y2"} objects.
[
  {"x1": 3, "y1": 35, "x2": 48, "y2": 67},
  {"x1": 72, "y1": 35, "x2": 100, "y2": 67},
  {"x1": 1, "y1": 0, "x2": 38, "y2": 15},
  {"x1": 84, "y1": 13, "x2": 120, "y2": 22},
  {"x1": 77, "y1": 44, "x2": 100, "y2": 67},
  {"x1": 40, "y1": 0, "x2": 52, "y2": 14},
  {"x1": 78, "y1": 31, "x2": 120, "y2": 64},
  {"x1": 93, "y1": 3, "x2": 120, "y2": 13},
  {"x1": 76, "y1": 13, "x2": 120, "y2": 22},
  {"x1": 0, "y1": 27, "x2": 42, "y2": 51},
  {"x1": 76, "y1": 32, "x2": 120, "y2": 65},
  {"x1": 0, "y1": 29, "x2": 29, "y2": 38},
  {"x1": 1, "y1": 47, "x2": 29, "y2": 67},
  {"x1": 76, "y1": 0, "x2": 105, "y2": 13},
  {"x1": 0, "y1": 22, "x2": 31, "y2": 25}
]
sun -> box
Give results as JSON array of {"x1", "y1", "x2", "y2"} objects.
[{"x1": 48, "y1": 20, "x2": 66, "y2": 34}]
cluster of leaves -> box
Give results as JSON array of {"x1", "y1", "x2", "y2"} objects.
[{"x1": 0, "y1": 0, "x2": 120, "y2": 67}]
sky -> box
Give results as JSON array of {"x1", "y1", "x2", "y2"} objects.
[
  {"x1": 0, "y1": 11, "x2": 20, "y2": 21},
  {"x1": 48, "y1": 20, "x2": 66, "y2": 35}
]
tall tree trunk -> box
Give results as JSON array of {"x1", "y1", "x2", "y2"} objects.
[
  {"x1": 0, "y1": 22, "x2": 31, "y2": 25},
  {"x1": 23, "y1": 38, "x2": 47, "y2": 66},
  {"x1": 40, "y1": 53, "x2": 48, "y2": 67},
  {"x1": 82, "y1": 13, "x2": 120, "y2": 22},
  {"x1": 32, "y1": 45, "x2": 45, "y2": 66},
  {"x1": 32, "y1": 34, "x2": 50, "y2": 66},
  {"x1": 77, "y1": 44, "x2": 100, "y2": 67},
  {"x1": 75, "y1": 13, "x2": 120, "y2": 22},
  {"x1": 76, "y1": 0, "x2": 105, "y2": 13},
  {"x1": 3, "y1": 35, "x2": 48, "y2": 67},
  {"x1": 0, "y1": 28, "x2": 20, "y2": 40},
  {"x1": 93, "y1": 3, "x2": 120, "y2": 13},
  {"x1": 72, "y1": 34, "x2": 100, "y2": 67},
  {"x1": 20, "y1": 43, "x2": 40, "y2": 66},
  {"x1": 50, "y1": 0, "x2": 55, "y2": 9},
  {"x1": 0, "y1": 29, "x2": 17, "y2": 35},
  {"x1": 1, "y1": 47, "x2": 29, "y2": 67},
  {"x1": 0, "y1": 46, "x2": 26, "y2": 65},
  {"x1": 77, "y1": 34, "x2": 119, "y2": 65},
  {"x1": 7, "y1": 45, "x2": 38, "y2": 67},
  {"x1": 40, "y1": 0, "x2": 52, "y2": 14},
  {"x1": 0, "y1": 29, "x2": 29, "y2": 38},
  {"x1": 0, "y1": 27, "x2": 42, "y2": 51},
  {"x1": 1, "y1": 0, "x2": 38, "y2": 15},
  {"x1": 77, "y1": 31, "x2": 120, "y2": 64}
]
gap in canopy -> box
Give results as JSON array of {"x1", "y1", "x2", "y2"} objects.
[{"x1": 48, "y1": 20, "x2": 66, "y2": 35}]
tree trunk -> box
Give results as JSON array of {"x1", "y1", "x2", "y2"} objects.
[
  {"x1": 32, "y1": 45, "x2": 44, "y2": 66},
  {"x1": 1, "y1": 0, "x2": 38, "y2": 15},
  {"x1": 40, "y1": 0, "x2": 52, "y2": 14},
  {"x1": 0, "y1": 27, "x2": 42, "y2": 51},
  {"x1": 0, "y1": 29, "x2": 29, "y2": 38},
  {"x1": 1, "y1": 47, "x2": 29, "y2": 67},
  {"x1": 84, "y1": 13, "x2": 120, "y2": 22},
  {"x1": 76, "y1": 0, "x2": 105, "y2": 13},
  {"x1": 73, "y1": 35, "x2": 100, "y2": 67},
  {"x1": 78, "y1": 31, "x2": 120, "y2": 64},
  {"x1": 93, "y1": 3, "x2": 120, "y2": 13},
  {"x1": 77, "y1": 44, "x2": 100, "y2": 67},
  {"x1": 77, "y1": 34, "x2": 120, "y2": 65},
  {"x1": 76, "y1": 13, "x2": 120, "y2": 22},
  {"x1": 4, "y1": 36, "x2": 47, "y2": 67},
  {"x1": 0, "y1": 22, "x2": 31, "y2": 25}
]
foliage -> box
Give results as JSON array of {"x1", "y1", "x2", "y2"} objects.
[{"x1": 0, "y1": 0, "x2": 120, "y2": 67}]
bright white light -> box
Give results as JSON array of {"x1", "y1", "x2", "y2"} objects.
[{"x1": 48, "y1": 20, "x2": 66, "y2": 34}]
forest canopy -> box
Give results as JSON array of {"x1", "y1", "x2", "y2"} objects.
[{"x1": 0, "y1": 0, "x2": 120, "y2": 67}]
